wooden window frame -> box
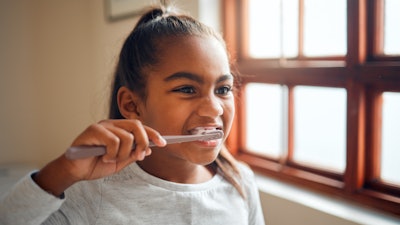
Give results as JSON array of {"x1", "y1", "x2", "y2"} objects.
[{"x1": 223, "y1": 0, "x2": 400, "y2": 217}]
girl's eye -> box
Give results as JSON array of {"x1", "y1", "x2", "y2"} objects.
[
  {"x1": 216, "y1": 86, "x2": 233, "y2": 95},
  {"x1": 172, "y1": 86, "x2": 196, "y2": 94}
]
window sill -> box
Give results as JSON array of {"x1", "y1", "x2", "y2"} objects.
[{"x1": 256, "y1": 173, "x2": 400, "y2": 225}]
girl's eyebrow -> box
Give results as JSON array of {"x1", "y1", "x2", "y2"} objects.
[
  {"x1": 164, "y1": 72, "x2": 233, "y2": 83},
  {"x1": 164, "y1": 72, "x2": 203, "y2": 83},
  {"x1": 217, "y1": 74, "x2": 234, "y2": 83}
]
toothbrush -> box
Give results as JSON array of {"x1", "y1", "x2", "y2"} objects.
[{"x1": 65, "y1": 130, "x2": 224, "y2": 160}]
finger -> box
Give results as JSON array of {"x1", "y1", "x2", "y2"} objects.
[
  {"x1": 103, "y1": 119, "x2": 150, "y2": 160},
  {"x1": 102, "y1": 119, "x2": 166, "y2": 143},
  {"x1": 72, "y1": 123, "x2": 121, "y2": 163},
  {"x1": 144, "y1": 126, "x2": 167, "y2": 147},
  {"x1": 101, "y1": 119, "x2": 145, "y2": 133},
  {"x1": 128, "y1": 123, "x2": 150, "y2": 161},
  {"x1": 99, "y1": 131, "x2": 121, "y2": 163},
  {"x1": 101, "y1": 119, "x2": 165, "y2": 160},
  {"x1": 104, "y1": 126, "x2": 135, "y2": 162}
]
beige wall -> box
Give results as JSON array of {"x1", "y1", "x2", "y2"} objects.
[{"x1": 0, "y1": 0, "x2": 199, "y2": 167}]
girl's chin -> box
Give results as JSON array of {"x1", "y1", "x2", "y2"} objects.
[
  {"x1": 189, "y1": 149, "x2": 221, "y2": 165},
  {"x1": 160, "y1": 142, "x2": 222, "y2": 164}
]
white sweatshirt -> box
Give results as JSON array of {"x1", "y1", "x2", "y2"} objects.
[{"x1": 0, "y1": 163, "x2": 265, "y2": 225}]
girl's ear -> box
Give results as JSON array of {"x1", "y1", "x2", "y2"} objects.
[{"x1": 117, "y1": 86, "x2": 143, "y2": 119}]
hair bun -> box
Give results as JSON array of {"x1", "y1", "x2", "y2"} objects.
[{"x1": 136, "y1": 6, "x2": 175, "y2": 26}]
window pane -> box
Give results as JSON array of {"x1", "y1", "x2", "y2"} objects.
[
  {"x1": 303, "y1": 0, "x2": 347, "y2": 57},
  {"x1": 248, "y1": 0, "x2": 298, "y2": 58},
  {"x1": 381, "y1": 92, "x2": 400, "y2": 185},
  {"x1": 282, "y1": 0, "x2": 299, "y2": 58},
  {"x1": 384, "y1": 0, "x2": 400, "y2": 55},
  {"x1": 293, "y1": 86, "x2": 347, "y2": 172},
  {"x1": 245, "y1": 83, "x2": 286, "y2": 158}
]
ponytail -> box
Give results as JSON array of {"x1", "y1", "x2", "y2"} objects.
[{"x1": 215, "y1": 146, "x2": 247, "y2": 199}]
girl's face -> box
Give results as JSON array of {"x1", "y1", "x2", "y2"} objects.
[{"x1": 137, "y1": 36, "x2": 235, "y2": 165}]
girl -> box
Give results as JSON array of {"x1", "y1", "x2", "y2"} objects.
[{"x1": 0, "y1": 5, "x2": 265, "y2": 225}]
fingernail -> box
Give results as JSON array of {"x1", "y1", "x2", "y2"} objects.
[
  {"x1": 140, "y1": 150, "x2": 146, "y2": 160},
  {"x1": 158, "y1": 135, "x2": 167, "y2": 146},
  {"x1": 145, "y1": 149, "x2": 152, "y2": 156}
]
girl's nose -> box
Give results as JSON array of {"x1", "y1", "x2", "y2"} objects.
[{"x1": 197, "y1": 95, "x2": 223, "y2": 118}]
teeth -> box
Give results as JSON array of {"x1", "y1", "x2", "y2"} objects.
[{"x1": 191, "y1": 127, "x2": 218, "y2": 135}]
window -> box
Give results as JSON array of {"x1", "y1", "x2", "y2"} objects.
[
  {"x1": 245, "y1": 83, "x2": 286, "y2": 158},
  {"x1": 383, "y1": 0, "x2": 400, "y2": 55},
  {"x1": 248, "y1": 0, "x2": 299, "y2": 58},
  {"x1": 380, "y1": 92, "x2": 400, "y2": 185},
  {"x1": 371, "y1": 0, "x2": 400, "y2": 58},
  {"x1": 293, "y1": 86, "x2": 347, "y2": 172},
  {"x1": 303, "y1": 0, "x2": 347, "y2": 57},
  {"x1": 223, "y1": 0, "x2": 400, "y2": 217},
  {"x1": 247, "y1": 0, "x2": 346, "y2": 59}
]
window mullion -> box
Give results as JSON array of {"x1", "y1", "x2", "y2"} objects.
[
  {"x1": 298, "y1": 0, "x2": 304, "y2": 59},
  {"x1": 286, "y1": 85, "x2": 295, "y2": 162},
  {"x1": 344, "y1": 79, "x2": 366, "y2": 193},
  {"x1": 346, "y1": 0, "x2": 367, "y2": 66},
  {"x1": 366, "y1": 90, "x2": 382, "y2": 181}
]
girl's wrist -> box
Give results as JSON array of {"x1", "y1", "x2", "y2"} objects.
[{"x1": 32, "y1": 156, "x2": 80, "y2": 197}]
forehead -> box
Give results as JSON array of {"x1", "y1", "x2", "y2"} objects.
[{"x1": 152, "y1": 36, "x2": 230, "y2": 76}]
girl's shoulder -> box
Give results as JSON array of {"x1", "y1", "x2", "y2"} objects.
[
  {"x1": 237, "y1": 162, "x2": 255, "y2": 177},
  {"x1": 236, "y1": 162, "x2": 259, "y2": 194},
  {"x1": 236, "y1": 161, "x2": 257, "y2": 185}
]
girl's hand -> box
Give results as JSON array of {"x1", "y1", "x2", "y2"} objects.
[{"x1": 33, "y1": 119, "x2": 166, "y2": 196}]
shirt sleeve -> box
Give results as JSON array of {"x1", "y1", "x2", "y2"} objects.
[{"x1": 0, "y1": 171, "x2": 65, "y2": 225}]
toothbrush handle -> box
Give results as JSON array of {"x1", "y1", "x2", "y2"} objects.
[
  {"x1": 65, "y1": 131, "x2": 223, "y2": 160},
  {"x1": 65, "y1": 136, "x2": 198, "y2": 160},
  {"x1": 65, "y1": 146, "x2": 106, "y2": 159},
  {"x1": 64, "y1": 137, "x2": 189, "y2": 160},
  {"x1": 65, "y1": 142, "x2": 156, "y2": 160}
]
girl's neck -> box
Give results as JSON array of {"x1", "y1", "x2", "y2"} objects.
[{"x1": 136, "y1": 151, "x2": 216, "y2": 184}]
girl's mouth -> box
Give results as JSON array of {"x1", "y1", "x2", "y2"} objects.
[
  {"x1": 189, "y1": 127, "x2": 222, "y2": 135},
  {"x1": 189, "y1": 127, "x2": 224, "y2": 147}
]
